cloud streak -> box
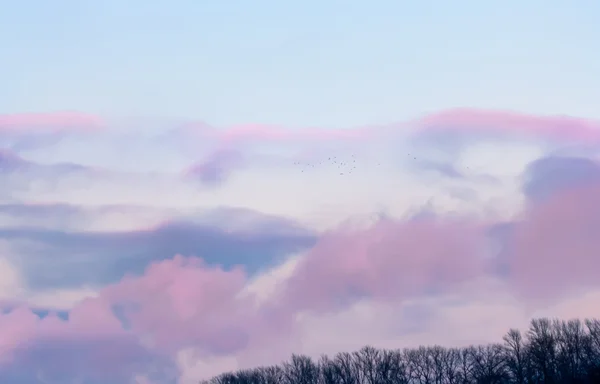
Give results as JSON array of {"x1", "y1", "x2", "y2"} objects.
[
  {"x1": 418, "y1": 108, "x2": 600, "y2": 142},
  {"x1": 0, "y1": 112, "x2": 103, "y2": 132}
]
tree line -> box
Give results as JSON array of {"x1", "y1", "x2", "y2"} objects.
[{"x1": 201, "y1": 318, "x2": 600, "y2": 384}]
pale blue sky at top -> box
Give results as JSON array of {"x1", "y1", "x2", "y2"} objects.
[{"x1": 1, "y1": 0, "x2": 599, "y2": 127}]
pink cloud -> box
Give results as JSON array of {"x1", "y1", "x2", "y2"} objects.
[
  {"x1": 5, "y1": 108, "x2": 598, "y2": 151},
  {"x1": 0, "y1": 112, "x2": 104, "y2": 133},
  {"x1": 0, "y1": 307, "x2": 38, "y2": 365},
  {"x1": 0, "y1": 299, "x2": 126, "y2": 356},
  {"x1": 507, "y1": 184, "x2": 600, "y2": 303},
  {"x1": 218, "y1": 124, "x2": 373, "y2": 144},
  {"x1": 0, "y1": 253, "x2": 297, "y2": 380},
  {"x1": 419, "y1": 108, "x2": 600, "y2": 142},
  {"x1": 0, "y1": 291, "x2": 168, "y2": 381},
  {"x1": 102, "y1": 255, "x2": 259, "y2": 355},
  {"x1": 2, "y1": 178, "x2": 600, "y2": 380},
  {"x1": 0, "y1": 299, "x2": 146, "y2": 383},
  {"x1": 175, "y1": 121, "x2": 381, "y2": 149},
  {"x1": 275, "y1": 218, "x2": 485, "y2": 314},
  {"x1": 179, "y1": 108, "x2": 600, "y2": 148}
]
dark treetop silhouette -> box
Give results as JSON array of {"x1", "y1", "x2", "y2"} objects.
[{"x1": 201, "y1": 318, "x2": 600, "y2": 384}]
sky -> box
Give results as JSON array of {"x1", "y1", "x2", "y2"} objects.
[
  {"x1": 1, "y1": 1, "x2": 600, "y2": 384},
  {"x1": 2, "y1": 0, "x2": 600, "y2": 126}
]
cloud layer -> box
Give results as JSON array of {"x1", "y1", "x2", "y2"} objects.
[{"x1": 1, "y1": 109, "x2": 600, "y2": 383}]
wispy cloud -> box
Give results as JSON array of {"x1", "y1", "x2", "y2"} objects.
[
  {"x1": 418, "y1": 108, "x2": 600, "y2": 142},
  {"x1": 0, "y1": 112, "x2": 103, "y2": 132}
]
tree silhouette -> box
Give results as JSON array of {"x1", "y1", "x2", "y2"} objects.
[
  {"x1": 201, "y1": 317, "x2": 600, "y2": 384},
  {"x1": 503, "y1": 329, "x2": 527, "y2": 384}
]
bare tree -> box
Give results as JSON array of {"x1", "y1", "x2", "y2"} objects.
[
  {"x1": 207, "y1": 369, "x2": 264, "y2": 384},
  {"x1": 551, "y1": 319, "x2": 589, "y2": 383},
  {"x1": 256, "y1": 366, "x2": 285, "y2": 384},
  {"x1": 405, "y1": 346, "x2": 435, "y2": 384},
  {"x1": 503, "y1": 328, "x2": 527, "y2": 384},
  {"x1": 282, "y1": 354, "x2": 321, "y2": 384},
  {"x1": 439, "y1": 348, "x2": 463, "y2": 384},
  {"x1": 455, "y1": 347, "x2": 475, "y2": 384},
  {"x1": 585, "y1": 318, "x2": 600, "y2": 358},
  {"x1": 332, "y1": 352, "x2": 359, "y2": 384},
  {"x1": 428, "y1": 346, "x2": 449, "y2": 384},
  {"x1": 353, "y1": 346, "x2": 381, "y2": 384},
  {"x1": 470, "y1": 344, "x2": 509, "y2": 384},
  {"x1": 202, "y1": 371, "x2": 237, "y2": 384},
  {"x1": 318, "y1": 355, "x2": 337, "y2": 384},
  {"x1": 375, "y1": 349, "x2": 409, "y2": 384},
  {"x1": 526, "y1": 318, "x2": 558, "y2": 384},
  {"x1": 584, "y1": 319, "x2": 600, "y2": 382}
]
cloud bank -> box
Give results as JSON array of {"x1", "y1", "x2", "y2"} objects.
[{"x1": 1, "y1": 108, "x2": 600, "y2": 383}]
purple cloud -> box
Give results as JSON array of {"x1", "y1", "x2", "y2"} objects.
[{"x1": 185, "y1": 148, "x2": 245, "y2": 186}]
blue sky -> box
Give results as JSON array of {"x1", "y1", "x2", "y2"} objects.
[{"x1": 2, "y1": 0, "x2": 599, "y2": 126}]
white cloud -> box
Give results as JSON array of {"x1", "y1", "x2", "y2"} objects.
[
  {"x1": 176, "y1": 348, "x2": 239, "y2": 384},
  {"x1": 0, "y1": 243, "x2": 99, "y2": 310},
  {"x1": 27, "y1": 286, "x2": 99, "y2": 310},
  {"x1": 0, "y1": 256, "x2": 25, "y2": 301}
]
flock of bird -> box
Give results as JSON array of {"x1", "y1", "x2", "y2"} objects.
[
  {"x1": 293, "y1": 153, "x2": 419, "y2": 175},
  {"x1": 293, "y1": 154, "x2": 359, "y2": 175}
]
